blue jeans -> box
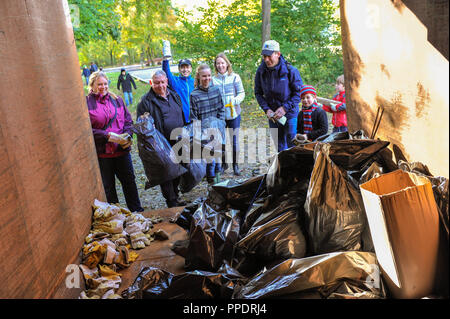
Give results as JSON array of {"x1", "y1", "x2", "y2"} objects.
[
  {"x1": 123, "y1": 91, "x2": 133, "y2": 106},
  {"x1": 206, "y1": 159, "x2": 220, "y2": 178},
  {"x1": 333, "y1": 126, "x2": 348, "y2": 133},
  {"x1": 268, "y1": 117, "x2": 298, "y2": 152},
  {"x1": 98, "y1": 152, "x2": 143, "y2": 212}
]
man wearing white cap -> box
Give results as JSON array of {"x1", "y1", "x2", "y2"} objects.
[{"x1": 254, "y1": 40, "x2": 303, "y2": 152}]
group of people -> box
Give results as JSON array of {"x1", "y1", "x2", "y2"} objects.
[
  {"x1": 86, "y1": 39, "x2": 347, "y2": 211},
  {"x1": 82, "y1": 62, "x2": 99, "y2": 85}
]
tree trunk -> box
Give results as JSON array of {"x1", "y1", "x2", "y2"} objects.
[{"x1": 262, "y1": 0, "x2": 271, "y2": 44}]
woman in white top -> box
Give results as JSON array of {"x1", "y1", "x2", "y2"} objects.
[{"x1": 212, "y1": 53, "x2": 245, "y2": 175}]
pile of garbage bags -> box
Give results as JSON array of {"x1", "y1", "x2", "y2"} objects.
[
  {"x1": 78, "y1": 199, "x2": 163, "y2": 299},
  {"x1": 121, "y1": 131, "x2": 449, "y2": 299}
]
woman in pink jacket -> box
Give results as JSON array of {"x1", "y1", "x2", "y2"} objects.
[{"x1": 87, "y1": 71, "x2": 143, "y2": 212}]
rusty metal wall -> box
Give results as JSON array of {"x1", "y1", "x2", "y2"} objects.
[
  {"x1": 0, "y1": 0, "x2": 105, "y2": 298},
  {"x1": 341, "y1": 0, "x2": 449, "y2": 178}
]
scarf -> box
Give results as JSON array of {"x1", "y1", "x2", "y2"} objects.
[{"x1": 302, "y1": 103, "x2": 318, "y2": 134}]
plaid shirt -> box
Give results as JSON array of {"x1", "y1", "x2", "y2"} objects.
[{"x1": 190, "y1": 85, "x2": 225, "y2": 123}]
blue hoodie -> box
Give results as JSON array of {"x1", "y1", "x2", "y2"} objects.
[
  {"x1": 162, "y1": 59, "x2": 194, "y2": 123},
  {"x1": 254, "y1": 55, "x2": 303, "y2": 120}
]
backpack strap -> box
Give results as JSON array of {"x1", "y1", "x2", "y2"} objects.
[{"x1": 102, "y1": 97, "x2": 119, "y2": 130}]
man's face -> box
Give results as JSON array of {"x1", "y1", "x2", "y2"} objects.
[
  {"x1": 301, "y1": 93, "x2": 316, "y2": 108},
  {"x1": 199, "y1": 68, "x2": 212, "y2": 88},
  {"x1": 152, "y1": 74, "x2": 168, "y2": 96},
  {"x1": 263, "y1": 51, "x2": 281, "y2": 68},
  {"x1": 121, "y1": 71, "x2": 126, "y2": 76},
  {"x1": 179, "y1": 64, "x2": 192, "y2": 77}
]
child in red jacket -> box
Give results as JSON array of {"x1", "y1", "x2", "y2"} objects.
[{"x1": 322, "y1": 74, "x2": 347, "y2": 133}]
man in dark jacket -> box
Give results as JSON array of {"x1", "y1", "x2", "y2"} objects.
[
  {"x1": 136, "y1": 70, "x2": 187, "y2": 208},
  {"x1": 255, "y1": 40, "x2": 303, "y2": 152},
  {"x1": 117, "y1": 68, "x2": 137, "y2": 107},
  {"x1": 90, "y1": 62, "x2": 98, "y2": 74},
  {"x1": 82, "y1": 65, "x2": 90, "y2": 85}
]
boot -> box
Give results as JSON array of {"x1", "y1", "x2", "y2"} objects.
[
  {"x1": 233, "y1": 163, "x2": 240, "y2": 176},
  {"x1": 207, "y1": 176, "x2": 216, "y2": 184},
  {"x1": 222, "y1": 163, "x2": 229, "y2": 172}
]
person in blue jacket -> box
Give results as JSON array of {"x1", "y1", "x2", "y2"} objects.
[
  {"x1": 82, "y1": 65, "x2": 90, "y2": 86},
  {"x1": 254, "y1": 40, "x2": 303, "y2": 152},
  {"x1": 162, "y1": 54, "x2": 194, "y2": 123}
]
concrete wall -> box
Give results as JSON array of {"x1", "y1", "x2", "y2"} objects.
[
  {"x1": 341, "y1": 0, "x2": 449, "y2": 178},
  {"x1": 0, "y1": 0, "x2": 105, "y2": 298}
]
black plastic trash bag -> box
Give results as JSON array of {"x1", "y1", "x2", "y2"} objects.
[
  {"x1": 304, "y1": 143, "x2": 368, "y2": 254},
  {"x1": 176, "y1": 201, "x2": 242, "y2": 271},
  {"x1": 233, "y1": 251, "x2": 386, "y2": 299},
  {"x1": 209, "y1": 175, "x2": 266, "y2": 211},
  {"x1": 122, "y1": 262, "x2": 247, "y2": 299},
  {"x1": 266, "y1": 144, "x2": 315, "y2": 196},
  {"x1": 235, "y1": 182, "x2": 308, "y2": 275},
  {"x1": 132, "y1": 113, "x2": 187, "y2": 188},
  {"x1": 179, "y1": 159, "x2": 207, "y2": 193}
]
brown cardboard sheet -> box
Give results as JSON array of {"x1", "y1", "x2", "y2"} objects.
[{"x1": 360, "y1": 170, "x2": 440, "y2": 298}]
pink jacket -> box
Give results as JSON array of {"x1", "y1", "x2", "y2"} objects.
[{"x1": 87, "y1": 93, "x2": 133, "y2": 157}]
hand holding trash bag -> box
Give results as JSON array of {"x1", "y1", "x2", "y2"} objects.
[{"x1": 131, "y1": 113, "x2": 186, "y2": 188}]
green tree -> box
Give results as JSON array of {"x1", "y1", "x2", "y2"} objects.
[
  {"x1": 171, "y1": 0, "x2": 342, "y2": 100},
  {"x1": 117, "y1": 0, "x2": 176, "y2": 63},
  {"x1": 68, "y1": 0, "x2": 121, "y2": 45}
]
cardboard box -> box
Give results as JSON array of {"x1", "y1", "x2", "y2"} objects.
[{"x1": 360, "y1": 170, "x2": 440, "y2": 298}]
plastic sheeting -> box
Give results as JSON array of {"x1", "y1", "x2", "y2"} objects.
[
  {"x1": 179, "y1": 160, "x2": 206, "y2": 193},
  {"x1": 174, "y1": 202, "x2": 242, "y2": 271},
  {"x1": 304, "y1": 143, "x2": 370, "y2": 254},
  {"x1": 235, "y1": 183, "x2": 308, "y2": 275},
  {"x1": 132, "y1": 114, "x2": 187, "y2": 188},
  {"x1": 234, "y1": 251, "x2": 385, "y2": 299},
  {"x1": 122, "y1": 262, "x2": 246, "y2": 299}
]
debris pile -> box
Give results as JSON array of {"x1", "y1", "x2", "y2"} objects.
[
  {"x1": 78, "y1": 199, "x2": 164, "y2": 299},
  {"x1": 121, "y1": 131, "x2": 448, "y2": 299}
]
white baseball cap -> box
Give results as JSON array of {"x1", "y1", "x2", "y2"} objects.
[{"x1": 262, "y1": 40, "x2": 280, "y2": 55}]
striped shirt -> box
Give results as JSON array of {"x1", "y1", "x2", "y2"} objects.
[
  {"x1": 212, "y1": 72, "x2": 245, "y2": 120},
  {"x1": 190, "y1": 85, "x2": 225, "y2": 123}
]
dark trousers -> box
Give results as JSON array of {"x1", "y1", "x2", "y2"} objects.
[
  {"x1": 333, "y1": 126, "x2": 348, "y2": 133},
  {"x1": 224, "y1": 115, "x2": 241, "y2": 164},
  {"x1": 160, "y1": 177, "x2": 180, "y2": 207},
  {"x1": 268, "y1": 116, "x2": 298, "y2": 152},
  {"x1": 98, "y1": 152, "x2": 144, "y2": 212}
]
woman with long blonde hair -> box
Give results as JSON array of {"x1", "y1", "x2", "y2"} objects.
[
  {"x1": 86, "y1": 71, "x2": 143, "y2": 212},
  {"x1": 212, "y1": 52, "x2": 245, "y2": 176}
]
